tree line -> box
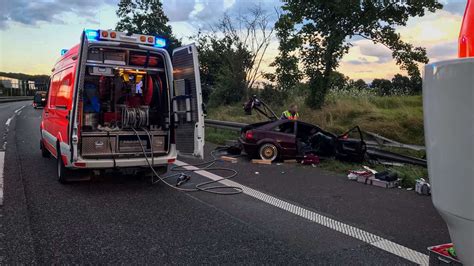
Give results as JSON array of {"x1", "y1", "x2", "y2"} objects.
[{"x1": 25, "y1": 1, "x2": 443, "y2": 108}]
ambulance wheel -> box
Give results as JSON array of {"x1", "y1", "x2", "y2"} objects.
[
  {"x1": 40, "y1": 139, "x2": 50, "y2": 158},
  {"x1": 259, "y1": 143, "x2": 278, "y2": 161},
  {"x1": 56, "y1": 146, "x2": 70, "y2": 184}
]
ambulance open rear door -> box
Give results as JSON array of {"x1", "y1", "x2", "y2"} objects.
[{"x1": 172, "y1": 44, "x2": 205, "y2": 159}]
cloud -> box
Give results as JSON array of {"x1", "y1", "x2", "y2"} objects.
[
  {"x1": 427, "y1": 40, "x2": 457, "y2": 61},
  {"x1": 0, "y1": 0, "x2": 117, "y2": 29},
  {"x1": 164, "y1": 0, "x2": 280, "y2": 30},
  {"x1": 442, "y1": 0, "x2": 466, "y2": 16},
  {"x1": 358, "y1": 41, "x2": 393, "y2": 63},
  {"x1": 163, "y1": 0, "x2": 197, "y2": 22}
]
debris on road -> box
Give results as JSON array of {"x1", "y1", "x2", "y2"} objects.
[
  {"x1": 415, "y1": 178, "x2": 431, "y2": 195},
  {"x1": 301, "y1": 154, "x2": 320, "y2": 165},
  {"x1": 284, "y1": 159, "x2": 298, "y2": 163},
  {"x1": 221, "y1": 156, "x2": 238, "y2": 163},
  {"x1": 348, "y1": 168, "x2": 401, "y2": 189},
  {"x1": 371, "y1": 178, "x2": 400, "y2": 189},
  {"x1": 252, "y1": 159, "x2": 272, "y2": 165}
]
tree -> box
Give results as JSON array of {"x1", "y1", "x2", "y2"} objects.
[
  {"x1": 391, "y1": 74, "x2": 412, "y2": 95},
  {"x1": 328, "y1": 71, "x2": 349, "y2": 91},
  {"x1": 116, "y1": 0, "x2": 180, "y2": 49},
  {"x1": 275, "y1": 0, "x2": 442, "y2": 108},
  {"x1": 271, "y1": 11, "x2": 302, "y2": 92},
  {"x1": 352, "y1": 79, "x2": 369, "y2": 90},
  {"x1": 194, "y1": 6, "x2": 275, "y2": 105},
  {"x1": 371, "y1": 78, "x2": 393, "y2": 96},
  {"x1": 195, "y1": 31, "x2": 251, "y2": 106}
]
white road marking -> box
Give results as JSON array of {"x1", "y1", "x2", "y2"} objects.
[
  {"x1": 14, "y1": 105, "x2": 25, "y2": 114},
  {"x1": 4, "y1": 105, "x2": 24, "y2": 127},
  {"x1": 4, "y1": 118, "x2": 12, "y2": 127},
  {"x1": 175, "y1": 160, "x2": 429, "y2": 265},
  {"x1": 0, "y1": 151, "x2": 4, "y2": 205}
]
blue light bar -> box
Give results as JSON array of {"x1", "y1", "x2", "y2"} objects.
[
  {"x1": 60, "y1": 49, "x2": 68, "y2": 56},
  {"x1": 154, "y1": 37, "x2": 167, "y2": 48},
  {"x1": 85, "y1": 29, "x2": 99, "y2": 41}
]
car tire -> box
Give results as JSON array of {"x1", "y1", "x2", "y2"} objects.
[
  {"x1": 40, "y1": 139, "x2": 50, "y2": 158},
  {"x1": 259, "y1": 143, "x2": 278, "y2": 161}
]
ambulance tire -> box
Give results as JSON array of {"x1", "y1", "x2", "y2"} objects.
[
  {"x1": 40, "y1": 139, "x2": 50, "y2": 158},
  {"x1": 56, "y1": 144, "x2": 71, "y2": 184}
]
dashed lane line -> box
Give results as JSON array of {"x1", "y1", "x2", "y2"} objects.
[
  {"x1": 14, "y1": 105, "x2": 26, "y2": 114},
  {"x1": 4, "y1": 118, "x2": 12, "y2": 127},
  {"x1": 175, "y1": 160, "x2": 429, "y2": 265}
]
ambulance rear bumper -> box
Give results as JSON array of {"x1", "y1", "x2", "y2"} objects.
[{"x1": 72, "y1": 148, "x2": 177, "y2": 169}]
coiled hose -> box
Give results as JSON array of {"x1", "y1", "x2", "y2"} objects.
[
  {"x1": 131, "y1": 127, "x2": 243, "y2": 195},
  {"x1": 122, "y1": 107, "x2": 149, "y2": 128}
]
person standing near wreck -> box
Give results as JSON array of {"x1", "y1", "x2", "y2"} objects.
[{"x1": 281, "y1": 104, "x2": 300, "y2": 120}]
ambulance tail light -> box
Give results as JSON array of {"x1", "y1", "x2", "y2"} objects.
[{"x1": 73, "y1": 162, "x2": 86, "y2": 167}]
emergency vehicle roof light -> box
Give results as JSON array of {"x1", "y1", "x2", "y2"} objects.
[
  {"x1": 60, "y1": 49, "x2": 68, "y2": 56},
  {"x1": 85, "y1": 29, "x2": 99, "y2": 41},
  {"x1": 154, "y1": 37, "x2": 167, "y2": 48}
]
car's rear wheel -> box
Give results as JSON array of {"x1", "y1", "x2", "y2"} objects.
[{"x1": 259, "y1": 143, "x2": 278, "y2": 161}]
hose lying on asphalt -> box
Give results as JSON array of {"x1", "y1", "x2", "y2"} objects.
[{"x1": 131, "y1": 127, "x2": 243, "y2": 195}]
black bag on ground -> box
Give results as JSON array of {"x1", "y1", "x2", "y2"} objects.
[{"x1": 374, "y1": 170, "x2": 398, "y2": 182}]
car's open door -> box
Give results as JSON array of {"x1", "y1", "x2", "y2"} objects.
[{"x1": 172, "y1": 44, "x2": 205, "y2": 159}]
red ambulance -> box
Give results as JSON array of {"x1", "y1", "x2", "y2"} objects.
[{"x1": 40, "y1": 29, "x2": 204, "y2": 183}]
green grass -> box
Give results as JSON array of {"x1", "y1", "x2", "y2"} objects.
[{"x1": 205, "y1": 127, "x2": 239, "y2": 145}]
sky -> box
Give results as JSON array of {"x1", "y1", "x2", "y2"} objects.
[{"x1": 0, "y1": 0, "x2": 466, "y2": 81}]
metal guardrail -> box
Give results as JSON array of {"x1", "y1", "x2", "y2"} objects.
[
  {"x1": 205, "y1": 119, "x2": 247, "y2": 131},
  {"x1": 0, "y1": 96, "x2": 33, "y2": 103}
]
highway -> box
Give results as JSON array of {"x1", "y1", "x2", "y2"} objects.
[{"x1": 0, "y1": 102, "x2": 450, "y2": 264}]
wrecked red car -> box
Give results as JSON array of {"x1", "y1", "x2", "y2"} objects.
[{"x1": 239, "y1": 119, "x2": 367, "y2": 162}]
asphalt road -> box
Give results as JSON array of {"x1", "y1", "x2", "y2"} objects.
[{"x1": 0, "y1": 103, "x2": 450, "y2": 264}]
